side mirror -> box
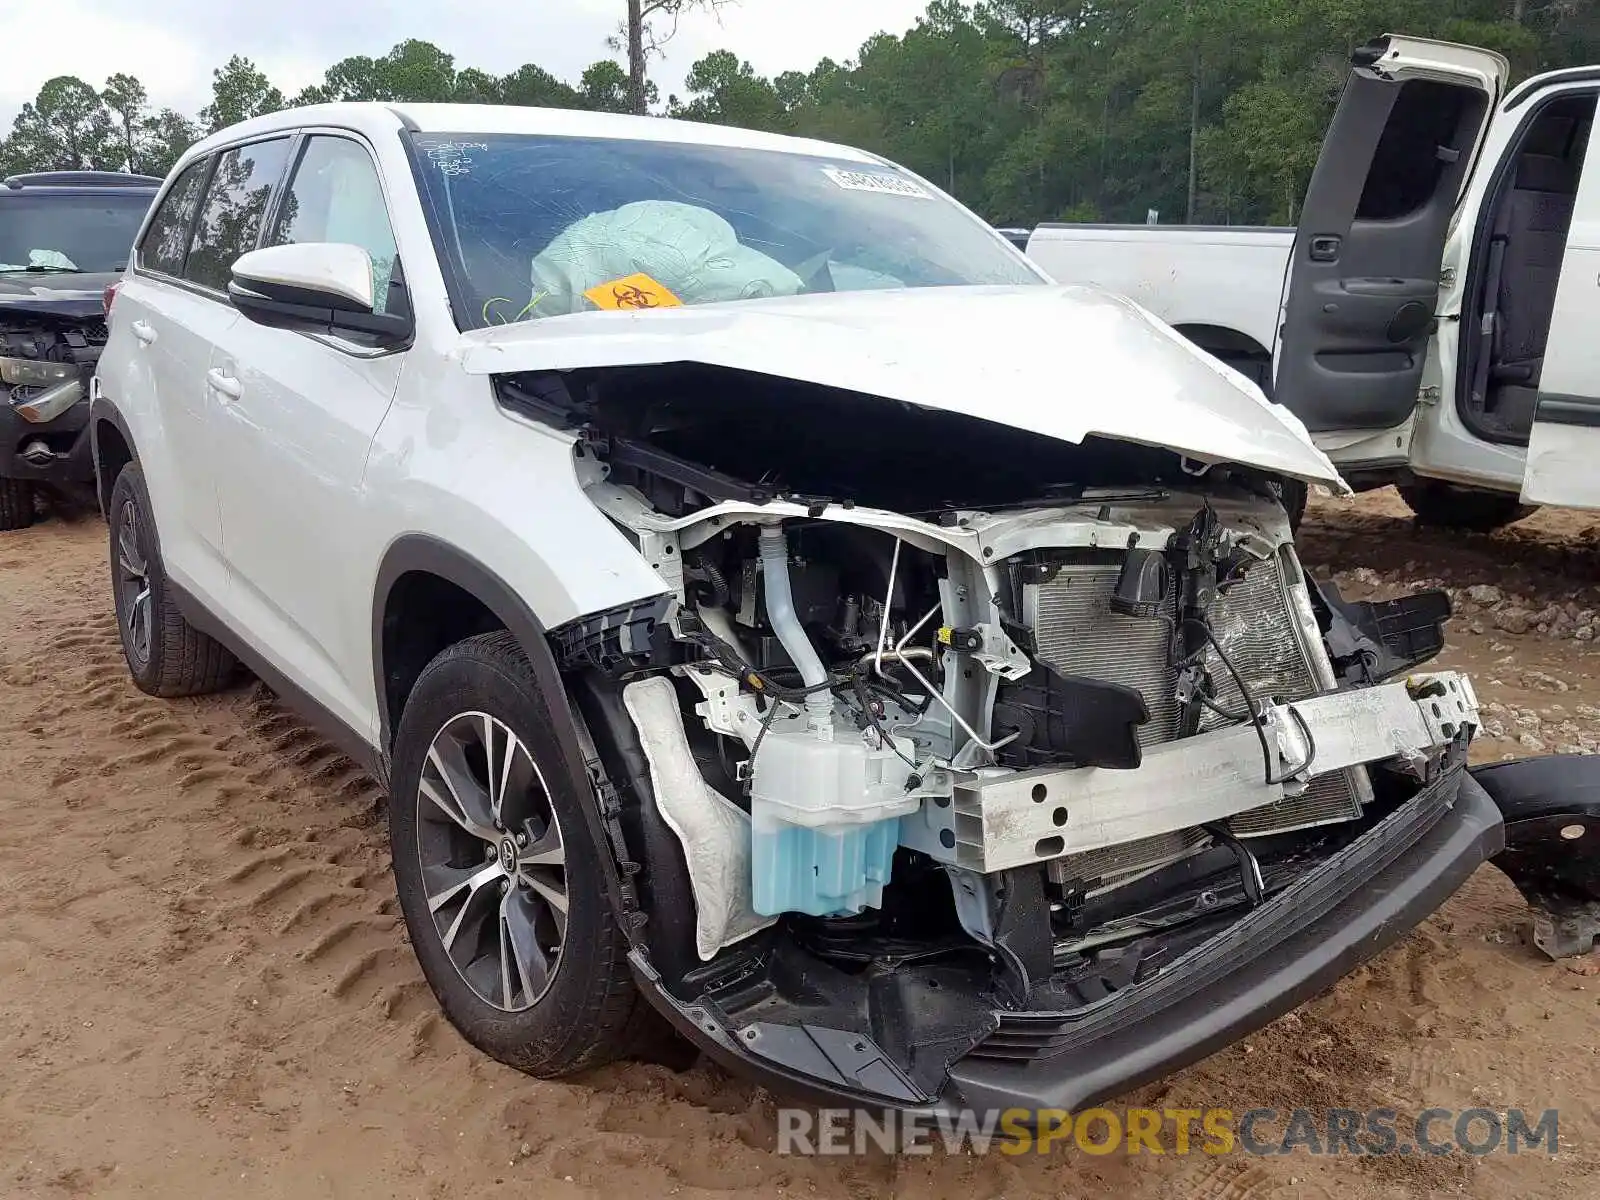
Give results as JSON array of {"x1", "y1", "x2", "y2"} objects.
[{"x1": 228, "y1": 242, "x2": 411, "y2": 346}]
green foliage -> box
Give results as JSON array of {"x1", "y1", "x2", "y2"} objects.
[
  {"x1": 2, "y1": 7, "x2": 1595, "y2": 228},
  {"x1": 7, "y1": 76, "x2": 119, "y2": 171},
  {"x1": 200, "y1": 56, "x2": 285, "y2": 133},
  {"x1": 579, "y1": 60, "x2": 641, "y2": 112},
  {"x1": 496, "y1": 64, "x2": 586, "y2": 109},
  {"x1": 141, "y1": 109, "x2": 202, "y2": 176},
  {"x1": 669, "y1": 50, "x2": 790, "y2": 128}
]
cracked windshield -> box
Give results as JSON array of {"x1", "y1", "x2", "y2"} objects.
[{"x1": 408, "y1": 132, "x2": 1042, "y2": 328}]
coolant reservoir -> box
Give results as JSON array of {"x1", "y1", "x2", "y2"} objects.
[{"x1": 749, "y1": 714, "x2": 922, "y2": 917}]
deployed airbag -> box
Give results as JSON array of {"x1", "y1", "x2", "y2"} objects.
[{"x1": 529, "y1": 200, "x2": 803, "y2": 316}]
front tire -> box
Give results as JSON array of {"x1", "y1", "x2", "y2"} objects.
[
  {"x1": 0, "y1": 477, "x2": 34, "y2": 531},
  {"x1": 108, "y1": 463, "x2": 237, "y2": 696},
  {"x1": 1398, "y1": 481, "x2": 1535, "y2": 533},
  {"x1": 388, "y1": 631, "x2": 642, "y2": 1077}
]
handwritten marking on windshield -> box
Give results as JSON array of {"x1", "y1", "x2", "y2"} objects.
[{"x1": 420, "y1": 141, "x2": 488, "y2": 176}]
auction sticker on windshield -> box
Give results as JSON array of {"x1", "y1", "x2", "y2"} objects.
[
  {"x1": 583, "y1": 273, "x2": 683, "y2": 312},
  {"x1": 821, "y1": 167, "x2": 932, "y2": 199}
]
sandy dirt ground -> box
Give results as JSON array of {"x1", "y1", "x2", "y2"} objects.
[{"x1": 3, "y1": 489, "x2": 1600, "y2": 1199}]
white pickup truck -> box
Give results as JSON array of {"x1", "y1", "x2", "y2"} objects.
[{"x1": 1026, "y1": 37, "x2": 1600, "y2": 531}]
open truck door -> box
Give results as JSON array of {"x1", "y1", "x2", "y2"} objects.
[
  {"x1": 1274, "y1": 36, "x2": 1506, "y2": 467},
  {"x1": 1520, "y1": 143, "x2": 1600, "y2": 509}
]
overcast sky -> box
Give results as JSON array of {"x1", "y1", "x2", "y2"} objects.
[{"x1": 0, "y1": 0, "x2": 931, "y2": 128}]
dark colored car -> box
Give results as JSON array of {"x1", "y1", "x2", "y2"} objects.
[{"x1": 1, "y1": 170, "x2": 160, "y2": 530}]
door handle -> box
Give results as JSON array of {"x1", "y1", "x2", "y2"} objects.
[
  {"x1": 1308, "y1": 235, "x2": 1342, "y2": 263},
  {"x1": 205, "y1": 368, "x2": 242, "y2": 400},
  {"x1": 131, "y1": 320, "x2": 157, "y2": 345}
]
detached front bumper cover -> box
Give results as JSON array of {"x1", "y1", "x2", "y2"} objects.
[{"x1": 1478, "y1": 754, "x2": 1600, "y2": 958}]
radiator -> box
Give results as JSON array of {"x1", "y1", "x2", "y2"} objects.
[
  {"x1": 1047, "y1": 826, "x2": 1213, "y2": 894},
  {"x1": 1022, "y1": 551, "x2": 1368, "y2": 838}
]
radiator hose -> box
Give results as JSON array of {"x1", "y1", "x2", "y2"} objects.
[{"x1": 758, "y1": 524, "x2": 834, "y2": 737}]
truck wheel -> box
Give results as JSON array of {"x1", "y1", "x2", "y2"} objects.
[
  {"x1": 108, "y1": 463, "x2": 237, "y2": 696},
  {"x1": 388, "y1": 631, "x2": 642, "y2": 1078},
  {"x1": 0, "y1": 477, "x2": 34, "y2": 531},
  {"x1": 1398, "y1": 482, "x2": 1535, "y2": 533}
]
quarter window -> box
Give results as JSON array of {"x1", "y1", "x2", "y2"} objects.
[
  {"x1": 138, "y1": 158, "x2": 209, "y2": 277},
  {"x1": 267, "y1": 136, "x2": 399, "y2": 314},
  {"x1": 184, "y1": 137, "x2": 293, "y2": 292}
]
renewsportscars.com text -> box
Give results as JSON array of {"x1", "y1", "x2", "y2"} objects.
[{"x1": 776, "y1": 1106, "x2": 1560, "y2": 1158}]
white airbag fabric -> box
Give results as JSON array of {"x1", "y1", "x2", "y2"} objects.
[
  {"x1": 530, "y1": 200, "x2": 803, "y2": 316},
  {"x1": 621, "y1": 676, "x2": 774, "y2": 960}
]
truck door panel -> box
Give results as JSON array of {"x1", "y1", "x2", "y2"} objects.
[{"x1": 1275, "y1": 37, "x2": 1506, "y2": 439}]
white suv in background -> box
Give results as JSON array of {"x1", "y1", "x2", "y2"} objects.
[{"x1": 90, "y1": 101, "x2": 1593, "y2": 1118}]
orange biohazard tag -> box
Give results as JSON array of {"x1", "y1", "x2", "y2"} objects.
[{"x1": 583, "y1": 273, "x2": 683, "y2": 312}]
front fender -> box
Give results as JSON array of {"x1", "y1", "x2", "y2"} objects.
[{"x1": 371, "y1": 534, "x2": 644, "y2": 937}]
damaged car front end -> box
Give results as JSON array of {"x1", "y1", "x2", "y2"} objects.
[
  {"x1": 0, "y1": 171, "x2": 159, "y2": 528},
  {"x1": 375, "y1": 112, "x2": 1600, "y2": 1110},
  {"x1": 451, "y1": 280, "x2": 1600, "y2": 1114}
]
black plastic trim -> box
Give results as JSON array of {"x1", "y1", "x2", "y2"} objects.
[
  {"x1": 1, "y1": 397, "x2": 92, "y2": 485},
  {"x1": 370, "y1": 534, "x2": 636, "y2": 930},
  {"x1": 1351, "y1": 35, "x2": 1392, "y2": 70},
  {"x1": 87, "y1": 391, "x2": 140, "y2": 516},
  {"x1": 385, "y1": 106, "x2": 422, "y2": 133},
  {"x1": 550, "y1": 594, "x2": 673, "y2": 674},
  {"x1": 1477, "y1": 754, "x2": 1600, "y2": 944},
  {"x1": 1533, "y1": 393, "x2": 1600, "y2": 428},
  {"x1": 4, "y1": 170, "x2": 163, "y2": 189}
]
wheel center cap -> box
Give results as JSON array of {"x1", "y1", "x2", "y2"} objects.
[{"x1": 498, "y1": 838, "x2": 518, "y2": 873}]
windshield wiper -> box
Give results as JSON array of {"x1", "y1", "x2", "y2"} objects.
[{"x1": 0, "y1": 264, "x2": 82, "y2": 274}]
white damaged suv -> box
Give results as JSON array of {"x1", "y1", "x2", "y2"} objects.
[{"x1": 91, "y1": 101, "x2": 1600, "y2": 1115}]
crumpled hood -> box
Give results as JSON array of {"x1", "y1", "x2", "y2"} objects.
[
  {"x1": 0, "y1": 271, "x2": 118, "y2": 321},
  {"x1": 457, "y1": 284, "x2": 1346, "y2": 490}
]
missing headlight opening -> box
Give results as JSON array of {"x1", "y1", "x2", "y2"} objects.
[{"x1": 525, "y1": 363, "x2": 1474, "y2": 1102}]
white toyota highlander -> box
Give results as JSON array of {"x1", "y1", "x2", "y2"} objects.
[{"x1": 90, "y1": 101, "x2": 1600, "y2": 1116}]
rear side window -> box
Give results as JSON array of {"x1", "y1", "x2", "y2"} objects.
[
  {"x1": 184, "y1": 137, "x2": 293, "y2": 292},
  {"x1": 138, "y1": 159, "x2": 209, "y2": 276}
]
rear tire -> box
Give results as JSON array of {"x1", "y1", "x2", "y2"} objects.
[
  {"x1": 388, "y1": 631, "x2": 643, "y2": 1078},
  {"x1": 108, "y1": 463, "x2": 237, "y2": 696},
  {"x1": 0, "y1": 477, "x2": 34, "y2": 531},
  {"x1": 1398, "y1": 481, "x2": 1535, "y2": 533}
]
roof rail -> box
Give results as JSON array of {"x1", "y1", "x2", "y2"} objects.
[{"x1": 3, "y1": 170, "x2": 164, "y2": 190}]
